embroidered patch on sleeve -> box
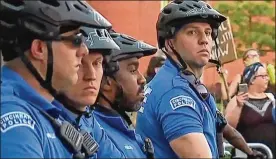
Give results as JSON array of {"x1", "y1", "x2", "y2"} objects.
[
  {"x1": 170, "y1": 95, "x2": 196, "y2": 110},
  {"x1": 1, "y1": 111, "x2": 36, "y2": 133}
]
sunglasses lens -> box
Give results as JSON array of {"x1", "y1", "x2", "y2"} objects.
[
  {"x1": 183, "y1": 70, "x2": 193, "y2": 75},
  {"x1": 72, "y1": 35, "x2": 83, "y2": 47},
  {"x1": 181, "y1": 70, "x2": 209, "y2": 99},
  {"x1": 196, "y1": 84, "x2": 209, "y2": 99}
]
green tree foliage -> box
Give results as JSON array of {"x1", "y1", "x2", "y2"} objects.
[{"x1": 214, "y1": 1, "x2": 275, "y2": 57}]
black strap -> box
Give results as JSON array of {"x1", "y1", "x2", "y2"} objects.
[
  {"x1": 45, "y1": 41, "x2": 53, "y2": 83},
  {"x1": 98, "y1": 92, "x2": 114, "y2": 108},
  {"x1": 20, "y1": 41, "x2": 57, "y2": 97},
  {"x1": 56, "y1": 94, "x2": 92, "y2": 119},
  {"x1": 98, "y1": 76, "x2": 133, "y2": 126},
  {"x1": 44, "y1": 41, "x2": 55, "y2": 93},
  {"x1": 160, "y1": 41, "x2": 187, "y2": 71},
  {"x1": 113, "y1": 106, "x2": 133, "y2": 126},
  {"x1": 98, "y1": 92, "x2": 133, "y2": 126},
  {"x1": 21, "y1": 54, "x2": 45, "y2": 85},
  {"x1": 161, "y1": 48, "x2": 182, "y2": 72},
  {"x1": 209, "y1": 59, "x2": 221, "y2": 66}
]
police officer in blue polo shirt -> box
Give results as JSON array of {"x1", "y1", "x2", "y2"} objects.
[
  {"x1": 56, "y1": 27, "x2": 126, "y2": 158},
  {"x1": 1, "y1": 1, "x2": 117, "y2": 158},
  {"x1": 92, "y1": 31, "x2": 156, "y2": 158},
  {"x1": 136, "y1": 0, "x2": 227, "y2": 158}
]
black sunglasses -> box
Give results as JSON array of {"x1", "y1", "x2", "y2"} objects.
[
  {"x1": 181, "y1": 70, "x2": 209, "y2": 100},
  {"x1": 53, "y1": 33, "x2": 85, "y2": 47},
  {"x1": 254, "y1": 74, "x2": 269, "y2": 79}
]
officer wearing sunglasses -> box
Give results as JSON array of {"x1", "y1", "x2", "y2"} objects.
[
  {"x1": 0, "y1": 0, "x2": 115, "y2": 158},
  {"x1": 136, "y1": 0, "x2": 228, "y2": 158}
]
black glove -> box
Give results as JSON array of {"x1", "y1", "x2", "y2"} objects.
[{"x1": 247, "y1": 149, "x2": 267, "y2": 159}]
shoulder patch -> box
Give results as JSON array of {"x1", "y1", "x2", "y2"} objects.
[
  {"x1": 170, "y1": 95, "x2": 196, "y2": 110},
  {"x1": 1, "y1": 111, "x2": 36, "y2": 133}
]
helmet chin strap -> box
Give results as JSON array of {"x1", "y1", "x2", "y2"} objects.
[
  {"x1": 20, "y1": 41, "x2": 57, "y2": 97},
  {"x1": 98, "y1": 76, "x2": 133, "y2": 126},
  {"x1": 55, "y1": 93, "x2": 92, "y2": 118},
  {"x1": 161, "y1": 40, "x2": 187, "y2": 72},
  {"x1": 163, "y1": 36, "x2": 222, "y2": 75},
  {"x1": 209, "y1": 39, "x2": 231, "y2": 102},
  {"x1": 208, "y1": 40, "x2": 221, "y2": 68},
  {"x1": 168, "y1": 41, "x2": 188, "y2": 71}
]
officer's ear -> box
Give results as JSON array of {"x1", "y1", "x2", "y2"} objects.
[
  {"x1": 30, "y1": 39, "x2": 47, "y2": 61},
  {"x1": 100, "y1": 75, "x2": 113, "y2": 92}
]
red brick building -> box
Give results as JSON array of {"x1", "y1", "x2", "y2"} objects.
[
  {"x1": 88, "y1": 1, "x2": 275, "y2": 88},
  {"x1": 89, "y1": 1, "x2": 160, "y2": 74}
]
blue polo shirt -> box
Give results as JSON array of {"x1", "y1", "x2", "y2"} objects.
[
  {"x1": 54, "y1": 104, "x2": 125, "y2": 158},
  {"x1": 1, "y1": 66, "x2": 125, "y2": 158},
  {"x1": 136, "y1": 59, "x2": 218, "y2": 158},
  {"x1": 76, "y1": 109, "x2": 126, "y2": 158},
  {"x1": 93, "y1": 105, "x2": 146, "y2": 158},
  {"x1": 1, "y1": 66, "x2": 72, "y2": 158}
]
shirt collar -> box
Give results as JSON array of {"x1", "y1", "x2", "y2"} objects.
[
  {"x1": 163, "y1": 59, "x2": 179, "y2": 76},
  {"x1": 93, "y1": 105, "x2": 136, "y2": 138},
  {"x1": 94, "y1": 104, "x2": 120, "y2": 116},
  {"x1": 1, "y1": 66, "x2": 62, "y2": 115},
  {"x1": 57, "y1": 103, "x2": 92, "y2": 125}
]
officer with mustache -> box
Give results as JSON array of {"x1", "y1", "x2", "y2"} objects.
[{"x1": 93, "y1": 30, "x2": 157, "y2": 158}]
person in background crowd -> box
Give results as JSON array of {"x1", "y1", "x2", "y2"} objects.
[
  {"x1": 221, "y1": 49, "x2": 275, "y2": 106},
  {"x1": 145, "y1": 56, "x2": 166, "y2": 83},
  {"x1": 216, "y1": 112, "x2": 265, "y2": 158},
  {"x1": 225, "y1": 62, "x2": 275, "y2": 157}
]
